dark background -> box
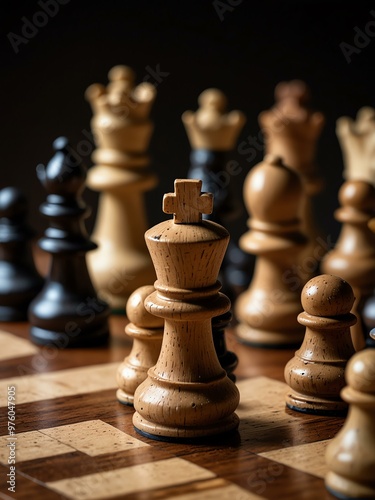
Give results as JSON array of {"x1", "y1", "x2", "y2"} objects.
[{"x1": 2, "y1": 0, "x2": 375, "y2": 246}]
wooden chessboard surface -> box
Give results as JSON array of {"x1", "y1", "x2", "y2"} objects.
[{"x1": 0, "y1": 317, "x2": 344, "y2": 500}]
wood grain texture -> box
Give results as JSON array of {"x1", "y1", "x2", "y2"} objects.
[{"x1": 0, "y1": 322, "x2": 343, "y2": 499}]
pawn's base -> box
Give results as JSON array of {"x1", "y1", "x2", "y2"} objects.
[
  {"x1": 132, "y1": 412, "x2": 239, "y2": 442},
  {"x1": 286, "y1": 392, "x2": 348, "y2": 416},
  {"x1": 116, "y1": 389, "x2": 134, "y2": 406},
  {"x1": 236, "y1": 322, "x2": 304, "y2": 348},
  {"x1": 30, "y1": 324, "x2": 109, "y2": 348},
  {"x1": 325, "y1": 472, "x2": 375, "y2": 499}
]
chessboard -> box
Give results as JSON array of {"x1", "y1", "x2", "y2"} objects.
[{"x1": 0, "y1": 319, "x2": 343, "y2": 500}]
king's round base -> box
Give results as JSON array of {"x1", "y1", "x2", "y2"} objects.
[{"x1": 132, "y1": 412, "x2": 239, "y2": 442}]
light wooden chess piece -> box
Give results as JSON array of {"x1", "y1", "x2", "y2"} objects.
[
  {"x1": 235, "y1": 155, "x2": 307, "y2": 347},
  {"x1": 285, "y1": 274, "x2": 356, "y2": 415},
  {"x1": 182, "y1": 88, "x2": 249, "y2": 295},
  {"x1": 259, "y1": 80, "x2": 325, "y2": 281},
  {"x1": 116, "y1": 285, "x2": 163, "y2": 406},
  {"x1": 321, "y1": 180, "x2": 375, "y2": 351},
  {"x1": 85, "y1": 65, "x2": 157, "y2": 311},
  {"x1": 325, "y1": 347, "x2": 375, "y2": 499},
  {"x1": 259, "y1": 80, "x2": 325, "y2": 192},
  {"x1": 337, "y1": 106, "x2": 375, "y2": 184},
  {"x1": 182, "y1": 88, "x2": 245, "y2": 150},
  {"x1": 133, "y1": 179, "x2": 240, "y2": 441}
]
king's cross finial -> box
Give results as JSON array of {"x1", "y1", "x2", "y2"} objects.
[{"x1": 163, "y1": 179, "x2": 213, "y2": 224}]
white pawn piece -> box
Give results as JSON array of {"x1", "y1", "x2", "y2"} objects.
[
  {"x1": 321, "y1": 180, "x2": 375, "y2": 351},
  {"x1": 85, "y1": 65, "x2": 157, "y2": 310},
  {"x1": 337, "y1": 106, "x2": 375, "y2": 184},
  {"x1": 235, "y1": 155, "x2": 307, "y2": 347},
  {"x1": 116, "y1": 285, "x2": 163, "y2": 406},
  {"x1": 133, "y1": 179, "x2": 240, "y2": 441},
  {"x1": 325, "y1": 347, "x2": 375, "y2": 499},
  {"x1": 285, "y1": 274, "x2": 356, "y2": 415}
]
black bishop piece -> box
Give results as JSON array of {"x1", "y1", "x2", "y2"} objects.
[
  {"x1": 28, "y1": 137, "x2": 110, "y2": 347},
  {"x1": 0, "y1": 187, "x2": 43, "y2": 320}
]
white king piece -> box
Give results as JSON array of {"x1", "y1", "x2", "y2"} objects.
[{"x1": 85, "y1": 66, "x2": 157, "y2": 310}]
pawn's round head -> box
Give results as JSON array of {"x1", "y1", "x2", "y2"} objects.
[
  {"x1": 0, "y1": 187, "x2": 27, "y2": 219},
  {"x1": 126, "y1": 285, "x2": 163, "y2": 328},
  {"x1": 346, "y1": 349, "x2": 375, "y2": 394},
  {"x1": 339, "y1": 180, "x2": 375, "y2": 213},
  {"x1": 301, "y1": 274, "x2": 355, "y2": 317}
]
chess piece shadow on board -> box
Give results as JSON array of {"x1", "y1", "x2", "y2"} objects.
[
  {"x1": 85, "y1": 65, "x2": 157, "y2": 312},
  {"x1": 28, "y1": 137, "x2": 110, "y2": 348},
  {"x1": 235, "y1": 155, "x2": 307, "y2": 348},
  {"x1": 285, "y1": 274, "x2": 356, "y2": 416},
  {"x1": 117, "y1": 285, "x2": 163, "y2": 406},
  {"x1": 182, "y1": 88, "x2": 251, "y2": 298},
  {"x1": 259, "y1": 80, "x2": 325, "y2": 282},
  {"x1": 133, "y1": 179, "x2": 240, "y2": 442},
  {"x1": 0, "y1": 187, "x2": 43, "y2": 321},
  {"x1": 325, "y1": 346, "x2": 375, "y2": 499}
]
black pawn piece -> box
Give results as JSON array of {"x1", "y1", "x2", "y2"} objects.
[
  {"x1": 0, "y1": 187, "x2": 43, "y2": 320},
  {"x1": 188, "y1": 150, "x2": 253, "y2": 299},
  {"x1": 28, "y1": 137, "x2": 110, "y2": 347},
  {"x1": 212, "y1": 311, "x2": 238, "y2": 382}
]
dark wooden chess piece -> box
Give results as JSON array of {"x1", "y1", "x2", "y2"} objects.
[
  {"x1": 28, "y1": 137, "x2": 110, "y2": 347},
  {"x1": 182, "y1": 88, "x2": 250, "y2": 297},
  {"x1": 212, "y1": 311, "x2": 237, "y2": 382},
  {"x1": 0, "y1": 187, "x2": 43, "y2": 321},
  {"x1": 182, "y1": 89, "x2": 244, "y2": 378}
]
